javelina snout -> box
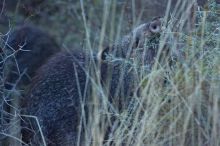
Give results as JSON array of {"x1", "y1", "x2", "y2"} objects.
[{"x1": 132, "y1": 18, "x2": 163, "y2": 70}]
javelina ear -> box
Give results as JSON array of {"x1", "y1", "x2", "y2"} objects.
[
  {"x1": 97, "y1": 46, "x2": 111, "y2": 61},
  {"x1": 149, "y1": 17, "x2": 162, "y2": 33}
]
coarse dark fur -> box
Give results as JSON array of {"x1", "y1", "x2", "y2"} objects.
[
  {"x1": 0, "y1": 25, "x2": 61, "y2": 145},
  {"x1": 2, "y1": 25, "x2": 60, "y2": 89},
  {"x1": 22, "y1": 18, "x2": 168, "y2": 146}
]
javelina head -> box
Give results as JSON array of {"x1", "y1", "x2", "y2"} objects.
[
  {"x1": 131, "y1": 17, "x2": 162, "y2": 48},
  {"x1": 99, "y1": 17, "x2": 167, "y2": 71}
]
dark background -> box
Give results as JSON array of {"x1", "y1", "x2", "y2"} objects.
[{"x1": 0, "y1": 0, "x2": 209, "y2": 49}]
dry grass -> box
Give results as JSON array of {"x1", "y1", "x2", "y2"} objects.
[
  {"x1": 1, "y1": 0, "x2": 220, "y2": 145},
  {"x1": 78, "y1": 0, "x2": 220, "y2": 145}
]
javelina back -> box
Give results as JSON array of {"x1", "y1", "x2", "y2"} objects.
[
  {"x1": 2, "y1": 25, "x2": 60, "y2": 89},
  {"x1": 22, "y1": 17, "x2": 166, "y2": 145},
  {"x1": 0, "y1": 25, "x2": 61, "y2": 146}
]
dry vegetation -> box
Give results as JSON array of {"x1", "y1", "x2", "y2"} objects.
[{"x1": 0, "y1": 0, "x2": 220, "y2": 146}]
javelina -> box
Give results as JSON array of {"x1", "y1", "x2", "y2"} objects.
[
  {"x1": 2, "y1": 25, "x2": 60, "y2": 89},
  {"x1": 0, "y1": 25, "x2": 61, "y2": 146},
  {"x1": 22, "y1": 17, "x2": 166, "y2": 146}
]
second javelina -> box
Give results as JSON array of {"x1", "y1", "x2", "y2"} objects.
[
  {"x1": 2, "y1": 25, "x2": 61, "y2": 89},
  {"x1": 0, "y1": 25, "x2": 61, "y2": 145}
]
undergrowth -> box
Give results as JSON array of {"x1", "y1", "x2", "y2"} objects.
[{"x1": 0, "y1": 0, "x2": 220, "y2": 146}]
